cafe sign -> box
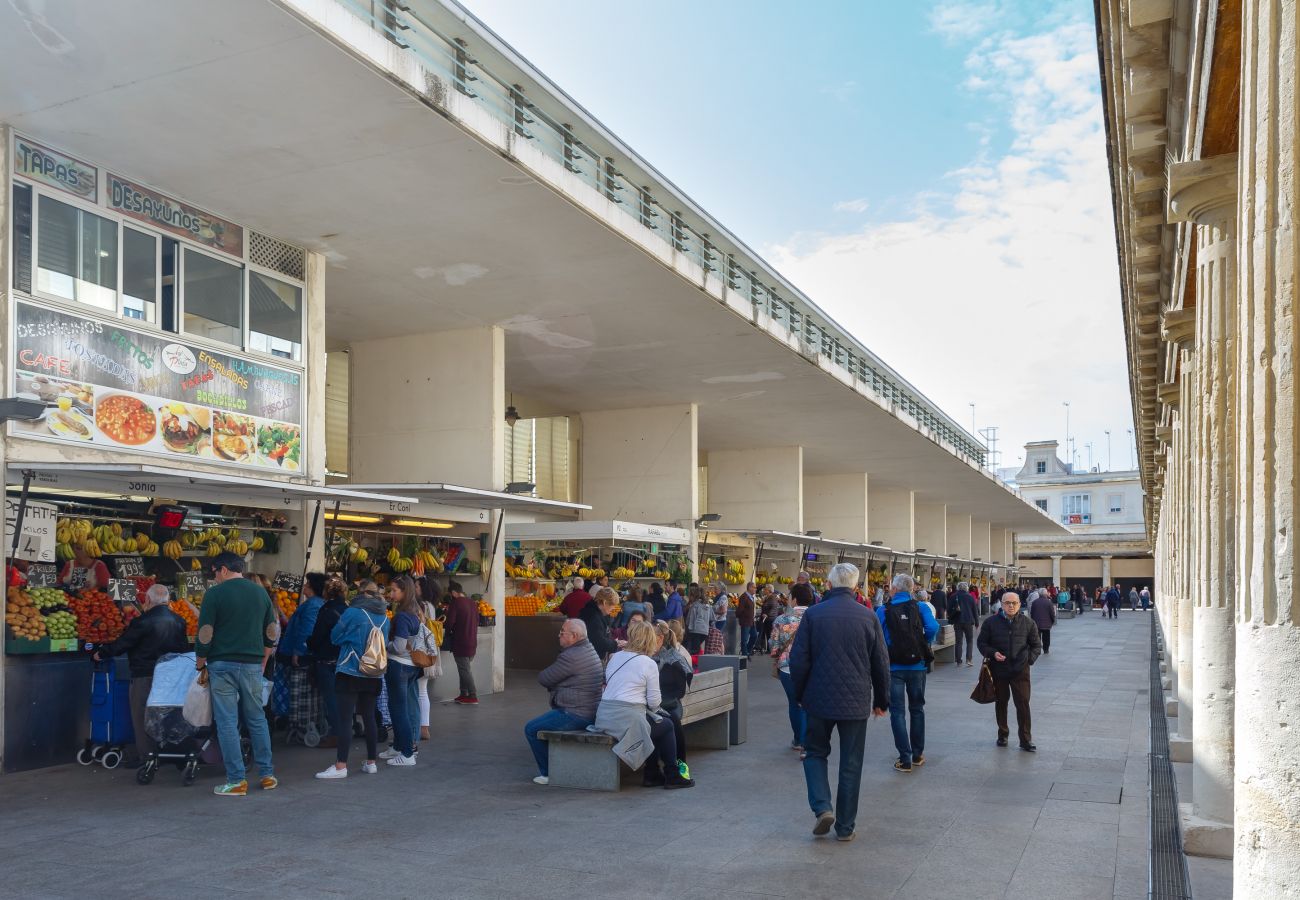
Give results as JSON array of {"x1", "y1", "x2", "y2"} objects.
[
  {"x1": 10, "y1": 299, "x2": 304, "y2": 474},
  {"x1": 13, "y1": 135, "x2": 97, "y2": 201},
  {"x1": 107, "y1": 173, "x2": 243, "y2": 257}
]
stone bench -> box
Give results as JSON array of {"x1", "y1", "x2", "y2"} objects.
[{"x1": 539, "y1": 668, "x2": 735, "y2": 791}]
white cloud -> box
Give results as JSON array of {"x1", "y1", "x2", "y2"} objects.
[
  {"x1": 766, "y1": 19, "x2": 1134, "y2": 485},
  {"x1": 929, "y1": 1, "x2": 1000, "y2": 40},
  {"x1": 833, "y1": 197, "x2": 871, "y2": 213}
]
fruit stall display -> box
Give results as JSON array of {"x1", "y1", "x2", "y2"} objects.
[
  {"x1": 327, "y1": 533, "x2": 482, "y2": 582},
  {"x1": 169, "y1": 599, "x2": 199, "y2": 638}
]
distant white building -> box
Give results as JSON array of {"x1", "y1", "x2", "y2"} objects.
[{"x1": 1014, "y1": 441, "x2": 1153, "y2": 591}]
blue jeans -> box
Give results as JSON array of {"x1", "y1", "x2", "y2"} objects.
[
  {"x1": 315, "y1": 661, "x2": 339, "y2": 738},
  {"x1": 523, "y1": 708, "x2": 593, "y2": 776},
  {"x1": 802, "y1": 714, "x2": 868, "y2": 837},
  {"x1": 740, "y1": 625, "x2": 756, "y2": 655},
  {"x1": 777, "y1": 669, "x2": 807, "y2": 746},
  {"x1": 384, "y1": 661, "x2": 421, "y2": 756},
  {"x1": 889, "y1": 669, "x2": 927, "y2": 764},
  {"x1": 208, "y1": 660, "x2": 273, "y2": 784}
]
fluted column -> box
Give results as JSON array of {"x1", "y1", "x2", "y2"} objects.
[
  {"x1": 1170, "y1": 155, "x2": 1238, "y2": 857},
  {"x1": 1172, "y1": 364, "x2": 1196, "y2": 761},
  {"x1": 1237, "y1": 2, "x2": 1300, "y2": 890}
]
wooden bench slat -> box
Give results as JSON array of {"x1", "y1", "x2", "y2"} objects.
[{"x1": 538, "y1": 730, "x2": 615, "y2": 745}]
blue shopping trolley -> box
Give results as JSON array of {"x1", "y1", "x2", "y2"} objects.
[{"x1": 77, "y1": 654, "x2": 134, "y2": 769}]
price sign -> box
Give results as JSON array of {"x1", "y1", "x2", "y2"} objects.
[
  {"x1": 26, "y1": 563, "x2": 58, "y2": 587},
  {"x1": 108, "y1": 579, "x2": 138, "y2": 605},
  {"x1": 272, "y1": 571, "x2": 303, "y2": 594},
  {"x1": 4, "y1": 499, "x2": 57, "y2": 562},
  {"x1": 66, "y1": 567, "x2": 89, "y2": 591},
  {"x1": 177, "y1": 570, "x2": 207, "y2": 600},
  {"x1": 112, "y1": 556, "x2": 147, "y2": 579}
]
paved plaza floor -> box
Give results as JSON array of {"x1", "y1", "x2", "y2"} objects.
[{"x1": 0, "y1": 611, "x2": 1156, "y2": 900}]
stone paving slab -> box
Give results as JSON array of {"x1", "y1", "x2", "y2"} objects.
[{"x1": 0, "y1": 611, "x2": 1154, "y2": 899}]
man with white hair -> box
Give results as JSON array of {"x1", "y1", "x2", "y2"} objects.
[
  {"x1": 876, "y1": 573, "x2": 939, "y2": 772},
  {"x1": 93, "y1": 584, "x2": 189, "y2": 766},
  {"x1": 558, "y1": 576, "x2": 592, "y2": 619},
  {"x1": 524, "y1": 617, "x2": 604, "y2": 784},
  {"x1": 976, "y1": 591, "x2": 1042, "y2": 751},
  {"x1": 788, "y1": 562, "x2": 891, "y2": 842}
]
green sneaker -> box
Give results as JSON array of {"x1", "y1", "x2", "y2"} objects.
[
  {"x1": 214, "y1": 780, "x2": 248, "y2": 797},
  {"x1": 677, "y1": 759, "x2": 691, "y2": 780}
]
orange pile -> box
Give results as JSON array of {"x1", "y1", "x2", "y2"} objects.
[
  {"x1": 273, "y1": 589, "x2": 299, "y2": 619},
  {"x1": 505, "y1": 595, "x2": 544, "y2": 616},
  {"x1": 169, "y1": 599, "x2": 199, "y2": 638}
]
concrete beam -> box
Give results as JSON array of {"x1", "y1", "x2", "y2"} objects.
[
  {"x1": 707, "y1": 446, "x2": 802, "y2": 533},
  {"x1": 868, "y1": 487, "x2": 914, "y2": 552},
  {"x1": 581, "y1": 404, "x2": 698, "y2": 525},
  {"x1": 804, "y1": 473, "x2": 869, "y2": 544}
]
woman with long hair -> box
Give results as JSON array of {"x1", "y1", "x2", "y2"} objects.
[
  {"x1": 683, "y1": 584, "x2": 711, "y2": 654},
  {"x1": 316, "y1": 580, "x2": 388, "y2": 779},
  {"x1": 653, "y1": 620, "x2": 693, "y2": 774},
  {"x1": 380, "y1": 575, "x2": 423, "y2": 766},
  {"x1": 416, "y1": 577, "x2": 444, "y2": 741}
]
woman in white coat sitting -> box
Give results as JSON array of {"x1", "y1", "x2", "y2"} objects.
[{"x1": 592, "y1": 620, "x2": 695, "y2": 789}]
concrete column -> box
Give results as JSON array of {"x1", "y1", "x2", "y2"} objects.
[
  {"x1": 1170, "y1": 155, "x2": 1237, "y2": 857},
  {"x1": 706, "y1": 446, "x2": 802, "y2": 533},
  {"x1": 349, "y1": 326, "x2": 505, "y2": 489},
  {"x1": 946, "y1": 511, "x2": 972, "y2": 558},
  {"x1": 971, "y1": 520, "x2": 991, "y2": 564},
  {"x1": 803, "y1": 473, "x2": 868, "y2": 543},
  {"x1": 580, "y1": 404, "x2": 698, "y2": 525},
  {"x1": 868, "y1": 487, "x2": 914, "y2": 552},
  {"x1": 1172, "y1": 349, "x2": 1196, "y2": 758},
  {"x1": 1236, "y1": 9, "x2": 1300, "y2": 887},
  {"x1": 990, "y1": 526, "x2": 1007, "y2": 566},
  {"x1": 1101, "y1": 554, "x2": 1112, "y2": 587},
  {"x1": 1050, "y1": 555, "x2": 1063, "y2": 588},
  {"x1": 914, "y1": 501, "x2": 946, "y2": 555}
]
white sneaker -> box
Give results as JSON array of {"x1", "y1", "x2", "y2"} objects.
[
  {"x1": 362, "y1": 762, "x2": 378, "y2": 774},
  {"x1": 315, "y1": 765, "x2": 348, "y2": 779},
  {"x1": 533, "y1": 775, "x2": 549, "y2": 785},
  {"x1": 378, "y1": 747, "x2": 402, "y2": 760},
  {"x1": 386, "y1": 754, "x2": 417, "y2": 767}
]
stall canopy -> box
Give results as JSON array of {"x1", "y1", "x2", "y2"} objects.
[
  {"x1": 342, "y1": 483, "x2": 589, "y2": 513},
  {"x1": 507, "y1": 520, "x2": 691, "y2": 546},
  {"x1": 6, "y1": 463, "x2": 420, "y2": 508},
  {"x1": 706, "y1": 529, "x2": 870, "y2": 557}
]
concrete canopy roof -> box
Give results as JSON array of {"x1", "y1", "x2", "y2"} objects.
[{"x1": 0, "y1": 0, "x2": 1060, "y2": 533}]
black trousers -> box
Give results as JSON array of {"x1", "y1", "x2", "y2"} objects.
[
  {"x1": 953, "y1": 623, "x2": 976, "y2": 662},
  {"x1": 685, "y1": 633, "x2": 706, "y2": 654},
  {"x1": 334, "y1": 673, "x2": 380, "y2": 764},
  {"x1": 643, "y1": 714, "x2": 679, "y2": 775},
  {"x1": 1040, "y1": 629, "x2": 1051, "y2": 652},
  {"x1": 994, "y1": 668, "x2": 1032, "y2": 746}
]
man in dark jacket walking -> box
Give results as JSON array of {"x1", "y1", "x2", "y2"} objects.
[
  {"x1": 788, "y1": 563, "x2": 890, "y2": 842},
  {"x1": 949, "y1": 582, "x2": 979, "y2": 666},
  {"x1": 1029, "y1": 589, "x2": 1058, "y2": 654},
  {"x1": 1104, "y1": 584, "x2": 1122, "y2": 619},
  {"x1": 445, "y1": 580, "x2": 480, "y2": 704},
  {"x1": 976, "y1": 592, "x2": 1042, "y2": 751},
  {"x1": 307, "y1": 579, "x2": 349, "y2": 747},
  {"x1": 94, "y1": 584, "x2": 189, "y2": 764},
  {"x1": 524, "y1": 618, "x2": 604, "y2": 784}
]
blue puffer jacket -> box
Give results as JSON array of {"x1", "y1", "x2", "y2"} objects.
[
  {"x1": 331, "y1": 593, "x2": 390, "y2": 678},
  {"x1": 788, "y1": 588, "x2": 891, "y2": 719},
  {"x1": 280, "y1": 595, "x2": 323, "y2": 659},
  {"x1": 877, "y1": 592, "x2": 941, "y2": 672}
]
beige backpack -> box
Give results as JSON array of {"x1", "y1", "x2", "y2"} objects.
[{"x1": 359, "y1": 613, "x2": 388, "y2": 677}]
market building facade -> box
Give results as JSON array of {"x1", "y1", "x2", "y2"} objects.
[
  {"x1": 0, "y1": 0, "x2": 1059, "y2": 773},
  {"x1": 1097, "y1": 0, "x2": 1300, "y2": 891}
]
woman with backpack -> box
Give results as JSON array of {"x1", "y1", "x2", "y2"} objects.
[
  {"x1": 317, "y1": 581, "x2": 390, "y2": 779},
  {"x1": 380, "y1": 575, "x2": 424, "y2": 767}
]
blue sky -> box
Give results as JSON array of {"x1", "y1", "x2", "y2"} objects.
[{"x1": 465, "y1": 0, "x2": 1136, "y2": 478}]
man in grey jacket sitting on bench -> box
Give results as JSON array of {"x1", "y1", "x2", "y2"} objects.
[{"x1": 525, "y1": 618, "x2": 604, "y2": 785}]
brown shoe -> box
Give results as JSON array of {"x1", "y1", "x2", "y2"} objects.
[{"x1": 318, "y1": 736, "x2": 338, "y2": 749}]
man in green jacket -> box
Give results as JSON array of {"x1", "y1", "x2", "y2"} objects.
[{"x1": 195, "y1": 552, "x2": 278, "y2": 796}]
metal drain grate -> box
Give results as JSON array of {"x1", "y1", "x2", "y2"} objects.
[{"x1": 1149, "y1": 611, "x2": 1193, "y2": 898}]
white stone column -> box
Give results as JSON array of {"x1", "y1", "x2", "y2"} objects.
[
  {"x1": 1173, "y1": 349, "x2": 1196, "y2": 759},
  {"x1": 970, "y1": 520, "x2": 992, "y2": 565},
  {"x1": 1101, "y1": 553, "x2": 1112, "y2": 587},
  {"x1": 803, "y1": 473, "x2": 868, "y2": 543},
  {"x1": 1236, "y1": 4, "x2": 1300, "y2": 887},
  {"x1": 580, "y1": 404, "x2": 698, "y2": 526},
  {"x1": 914, "y1": 501, "x2": 946, "y2": 555},
  {"x1": 706, "y1": 446, "x2": 802, "y2": 533},
  {"x1": 1170, "y1": 154, "x2": 1237, "y2": 857},
  {"x1": 868, "y1": 487, "x2": 914, "y2": 552},
  {"x1": 1050, "y1": 555, "x2": 1063, "y2": 588},
  {"x1": 946, "y1": 511, "x2": 972, "y2": 558}
]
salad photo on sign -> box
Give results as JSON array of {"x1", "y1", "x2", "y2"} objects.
[{"x1": 256, "y1": 422, "x2": 301, "y2": 471}]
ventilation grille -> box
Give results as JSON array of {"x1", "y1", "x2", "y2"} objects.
[
  {"x1": 249, "y1": 231, "x2": 305, "y2": 280},
  {"x1": 1149, "y1": 612, "x2": 1193, "y2": 899}
]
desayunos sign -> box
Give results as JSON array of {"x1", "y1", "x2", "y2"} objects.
[
  {"x1": 107, "y1": 174, "x2": 243, "y2": 257},
  {"x1": 13, "y1": 135, "x2": 97, "y2": 201},
  {"x1": 10, "y1": 300, "x2": 304, "y2": 474}
]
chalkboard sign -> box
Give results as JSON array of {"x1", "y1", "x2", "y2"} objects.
[
  {"x1": 26, "y1": 563, "x2": 58, "y2": 588},
  {"x1": 108, "y1": 579, "x2": 139, "y2": 605},
  {"x1": 112, "y1": 556, "x2": 147, "y2": 579},
  {"x1": 66, "y1": 567, "x2": 89, "y2": 591},
  {"x1": 272, "y1": 571, "x2": 303, "y2": 594},
  {"x1": 177, "y1": 570, "x2": 207, "y2": 599}
]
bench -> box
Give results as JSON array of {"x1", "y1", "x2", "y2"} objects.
[{"x1": 539, "y1": 667, "x2": 735, "y2": 791}]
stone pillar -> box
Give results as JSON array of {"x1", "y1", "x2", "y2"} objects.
[
  {"x1": 1170, "y1": 154, "x2": 1237, "y2": 857},
  {"x1": 1101, "y1": 553, "x2": 1112, "y2": 587},
  {"x1": 970, "y1": 520, "x2": 992, "y2": 565},
  {"x1": 914, "y1": 501, "x2": 946, "y2": 555},
  {"x1": 580, "y1": 404, "x2": 698, "y2": 525},
  {"x1": 868, "y1": 487, "x2": 914, "y2": 552},
  {"x1": 1050, "y1": 555, "x2": 1063, "y2": 588},
  {"x1": 989, "y1": 526, "x2": 1008, "y2": 568},
  {"x1": 706, "y1": 446, "x2": 802, "y2": 533},
  {"x1": 1236, "y1": 5, "x2": 1300, "y2": 886},
  {"x1": 803, "y1": 473, "x2": 868, "y2": 543},
  {"x1": 1173, "y1": 349, "x2": 1197, "y2": 758},
  {"x1": 945, "y1": 511, "x2": 972, "y2": 558}
]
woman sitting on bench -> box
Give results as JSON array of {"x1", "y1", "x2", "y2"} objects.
[{"x1": 591, "y1": 620, "x2": 695, "y2": 790}]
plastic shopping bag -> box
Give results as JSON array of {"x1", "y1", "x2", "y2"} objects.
[{"x1": 183, "y1": 675, "x2": 213, "y2": 727}]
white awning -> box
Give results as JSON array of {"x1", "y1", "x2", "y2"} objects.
[
  {"x1": 342, "y1": 483, "x2": 589, "y2": 513},
  {"x1": 507, "y1": 520, "x2": 691, "y2": 546},
  {"x1": 7, "y1": 463, "x2": 419, "y2": 508},
  {"x1": 708, "y1": 529, "x2": 871, "y2": 554}
]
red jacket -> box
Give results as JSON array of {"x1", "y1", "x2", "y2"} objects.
[
  {"x1": 560, "y1": 589, "x2": 591, "y2": 619},
  {"x1": 444, "y1": 593, "x2": 479, "y2": 657}
]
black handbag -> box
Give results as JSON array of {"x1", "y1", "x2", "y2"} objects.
[{"x1": 970, "y1": 661, "x2": 997, "y2": 704}]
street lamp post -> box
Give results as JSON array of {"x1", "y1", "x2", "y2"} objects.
[
  {"x1": 1127, "y1": 428, "x2": 1134, "y2": 469},
  {"x1": 1105, "y1": 430, "x2": 1112, "y2": 472},
  {"x1": 1063, "y1": 401, "x2": 1071, "y2": 470}
]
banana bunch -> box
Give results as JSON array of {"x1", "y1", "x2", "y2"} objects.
[
  {"x1": 133, "y1": 532, "x2": 151, "y2": 552},
  {"x1": 250, "y1": 536, "x2": 264, "y2": 552},
  {"x1": 226, "y1": 527, "x2": 241, "y2": 543},
  {"x1": 387, "y1": 547, "x2": 401, "y2": 566},
  {"x1": 411, "y1": 549, "x2": 442, "y2": 576},
  {"x1": 391, "y1": 556, "x2": 414, "y2": 573},
  {"x1": 56, "y1": 542, "x2": 75, "y2": 561},
  {"x1": 92, "y1": 524, "x2": 114, "y2": 546},
  {"x1": 140, "y1": 539, "x2": 160, "y2": 557},
  {"x1": 227, "y1": 539, "x2": 249, "y2": 555},
  {"x1": 180, "y1": 531, "x2": 197, "y2": 550},
  {"x1": 80, "y1": 539, "x2": 102, "y2": 558},
  {"x1": 191, "y1": 558, "x2": 202, "y2": 571},
  {"x1": 206, "y1": 541, "x2": 223, "y2": 557},
  {"x1": 163, "y1": 540, "x2": 183, "y2": 560}
]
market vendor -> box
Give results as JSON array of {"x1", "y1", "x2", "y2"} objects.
[
  {"x1": 93, "y1": 585, "x2": 189, "y2": 766},
  {"x1": 60, "y1": 543, "x2": 110, "y2": 591}
]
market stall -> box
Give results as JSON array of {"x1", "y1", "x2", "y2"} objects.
[
  {"x1": 2, "y1": 462, "x2": 416, "y2": 772},
  {"x1": 704, "y1": 530, "x2": 873, "y2": 593},
  {"x1": 502, "y1": 520, "x2": 691, "y2": 669},
  {"x1": 338, "y1": 484, "x2": 589, "y2": 690}
]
